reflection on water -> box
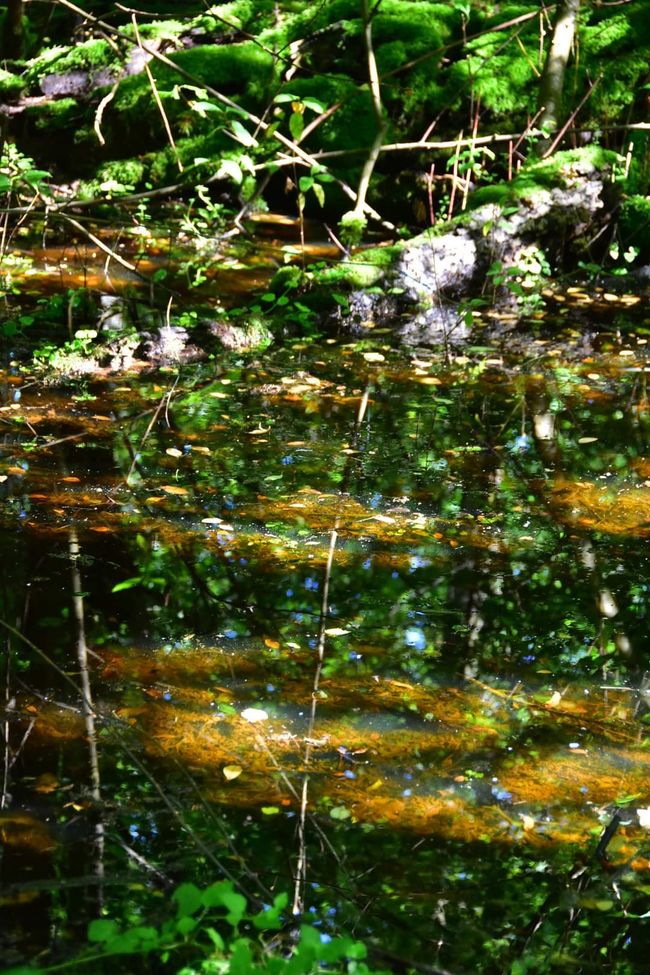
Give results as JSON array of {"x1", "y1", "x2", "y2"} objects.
[{"x1": 1, "y1": 305, "x2": 650, "y2": 970}]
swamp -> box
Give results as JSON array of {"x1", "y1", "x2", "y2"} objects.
[{"x1": 0, "y1": 2, "x2": 649, "y2": 974}]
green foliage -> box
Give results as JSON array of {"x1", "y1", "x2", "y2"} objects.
[
  {"x1": 0, "y1": 66, "x2": 25, "y2": 101},
  {"x1": 619, "y1": 194, "x2": 650, "y2": 259},
  {"x1": 24, "y1": 38, "x2": 116, "y2": 89},
  {"x1": 3, "y1": 881, "x2": 388, "y2": 975}
]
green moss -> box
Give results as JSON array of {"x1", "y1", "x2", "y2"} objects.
[
  {"x1": 25, "y1": 38, "x2": 116, "y2": 86},
  {"x1": 275, "y1": 75, "x2": 377, "y2": 152},
  {"x1": 469, "y1": 147, "x2": 623, "y2": 210},
  {"x1": 109, "y1": 41, "x2": 275, "y2": 152},
  {"x1": 28, "y1": 97, "x2": 85, "y2": 131},
  {"x1": 0, "y1": 67, "x2": 25, "y2": 101}
]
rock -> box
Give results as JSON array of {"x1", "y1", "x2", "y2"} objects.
[
  {"x1": 144, "y1": 325, "x2": 203, "y2": 364},
  {"x1": 395, "y1": 228, "x2": 479, "y2": 302},
  {"x1": 209, "y1": 318, "x2": 273, "y2": 351}
]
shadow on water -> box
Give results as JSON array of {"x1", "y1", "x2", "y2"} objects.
[{"x1": 1, "y1": 231, "x2": 650, "y2": 972}]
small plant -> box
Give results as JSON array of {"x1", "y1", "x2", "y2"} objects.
[{"x1": 4, "y1": 881, "x2": 388, "y2": 974}]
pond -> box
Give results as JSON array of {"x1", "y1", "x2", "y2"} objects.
[{"x1": 1, "y1": 227, "x2": 649, "y2": 974}]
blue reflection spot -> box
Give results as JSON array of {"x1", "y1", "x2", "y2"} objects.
[
  {"x1": 391, "y1": 570, "x2": 399, "y2": 579},
  {"x1": 362, "y1": 558, "x2": 372, "y2": 570},
  {"x1": 183, "y1": 444, "x2": 192, "y2": 453},
  {"x1": 410, "y1": 556, "x2": 431, "y2": 570},
  {"x1": 239, "y1": 558, "x2": 248, "y2": 565},
  {"x1": 305, "y1": 577, "x2": 319, "y2": 591},
  {"x1": 404, "y1": 627, "x2": 426, "y2": 650},
  {"x1": 286, "y1": 588, "x2": 294, "y2": 597},
  {"x1": 344, "y1": 770, "x2": 356, "y2": 779},
  {"x1": 580, "y1": 786, "x2": 588, "y2": 794},
  {"x1": 129, "y1": 824, "x2": 140, "y2": 839},
  {"x1": 281, "y1": 455, "x2": 294, "y2": 465},
  {"x1": 13, "y1": 390, "x2": 21, "y2": 402},
  {"x1": 522, "y1": 654, "x2": 536, "y2": 663},
  {"x1": 404, "y1": 772, "x2": 413, "y2": 781},
  {"x1": 266, "y1": 684, "x2": 276, "y2": 693},
  {"x1": 491, "y1": 787, "x2": 512, "y2": 802},
  {"x1": 320, "y1": 934, "x2": 332, "y2": 944},
  {"x1": 510, "y1": 434, "x2": 531, "y2": 452},
  {"x1": 163, "y1": 691, "x2": 172, "y2": 701},
  {"x1": 348, "y1": 651, "x2": 362, "y2": 661},
  {"x1": 402, "y1": 789, "x2": 412, "y2": 797},
  {"x1": 224, "y1": 628, "x2": 238, "y2": 639}
]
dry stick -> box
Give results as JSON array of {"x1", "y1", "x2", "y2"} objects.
[
  {"x1": 48, "y1": 0, "x2": 392, "y2": 229},
  {"x1": 461, "y1": 101, "x2": 481, "y2": 212},
  {"x1": 1, "y1": 639, "x2": 11, "y2": 810},
  {"x1": 132, "y1": 14, "x2": 183, "y2": 172},
  {"x1": 447, "y1": 131, "x2": 463, "y2": 220},
  {"x1": 0, "y1": 616, "x2": 263, "y2": 901},
  {"x1": 348, "y1": 0, "x2": 388, "y2": 225},
  {"x1": 426, "y1": 162, "x2": 436, "y2": 225},
  {"x1": 542, "y1": 73, "x2": 602, "y2": 159},
  {"x1": 57, "y1": 213, "x2": 139, "y2": 275},
  {"x1": 292, "y1": 386, "x2": 371, "y2": 917},
  {"x1": 126, "y1": 372, "x2": 179, "y2": 483},
  {"x1": 94, "y1": 79, "x2": 119, "y2": 146},
  {"x1": 68, "y1": 523, "x2": 105, "y2": 898}
]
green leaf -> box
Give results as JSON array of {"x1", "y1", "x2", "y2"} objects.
[
  {"x1": 298, "y1": 176, "x2": 313, "y2": 193},
  {"x1": 330, "y1": 805, "x2": 351, "y2": 821},
  {"x1": 175, "y1": 915, "x2": 199, "y2": 936},
  {"x1": 229, "y1": 120, "x2": 257, "y2": 147},
  {"x1": 88, "y1": 918, "x2": 120, "y2": 943},
  {"x1": 217, "y1": 159, "x2": 243, "y2": 185},
  {"x1": 191, "y1": 100, "x2": 221, "y2": 115},
  {"x1": 289, "y1": 112, "x2": 304, "y2": 141},
  {"x1": 302, "y1": 97, "x2": 325, "y2": 113},
  {"x1": 221, "y1": 888, "x2": 247, "y2": 925},
  {"x1": 111, "y1": 576, "x2": 143, "y2": 593},
  {"x1": 274, "y1": 92, "x2": 299, "y2": 104},
  {"x1": 173, "y1": 883, "x2": 202, "y2": 918},
  {"x1": 312, "y1": 183, "x2": 325, "y2": 208},
  {"x1": 0, "y1": 175, "x2": 12, "y2": 192}
]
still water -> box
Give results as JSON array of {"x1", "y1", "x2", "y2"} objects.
[{"x1": 1, "y1": 236, "x2": 649, "y2": 972}]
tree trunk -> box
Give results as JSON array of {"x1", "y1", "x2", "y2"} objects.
[
  {"x1": 537, "y1": 0, "x2": 581, "y2": 133},
  {"x1": 2, "y1": 0, "x2": 25, "y2": 59}
]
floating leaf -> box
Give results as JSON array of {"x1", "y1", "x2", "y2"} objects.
[
  {"x1": 223, "y1": 765, "x2": 243, "y2": 781},
  {"x1": 261, "y1": 806, "x2": 280, "y2": 815},
  {"x1": 160, "y1": 485, "x2": 189, "y2": 496},
  {"x1": 165, "y1": 448, "x2": 183, "y2": 458},
  {"x1": 241, "y1": 708, "x2": 268, "y2": 723},
  {"x1": 330, "y1": 806, "x2": 351, "y2": 821},
  {"x1": 362, "y1": 351, "x2": 385, "y2": 363},
  {"x1": 547, "y1": 691, "x2": 562, "y2": 707},
  {"x1": 578, "y1": 437, "x2": 598, "y2": 444},
  {"x1": 324, "y1": 627, "x2": 350, "y2": 637}
]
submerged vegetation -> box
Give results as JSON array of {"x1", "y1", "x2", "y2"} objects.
[{"x1": 0, "y1": 2, "x2": 649, "y2": 974}]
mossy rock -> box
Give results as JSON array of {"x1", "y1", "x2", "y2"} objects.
[
  {"x1": 102, "y1": 42, "x2": 275, "y2": 156},
  {"x1": 0, "y1": 67, "x2": 25, "y2": 102},
  {"x1": 25, "y1": 38, "x2": 117, "y2": 91},
  {"x1": 469, "y1": 147, "x2": 623, "y2": 209}
]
